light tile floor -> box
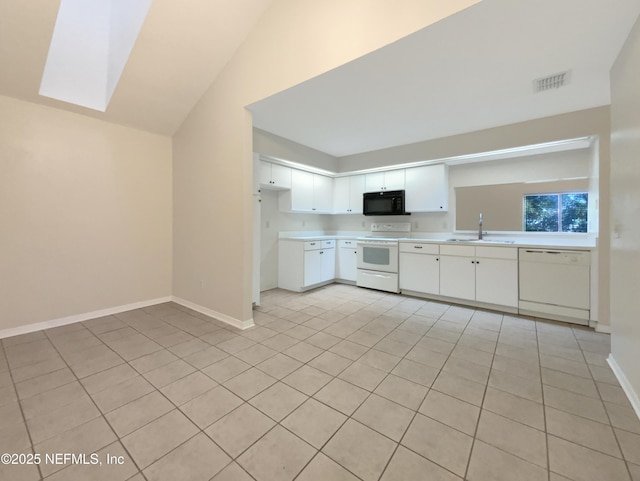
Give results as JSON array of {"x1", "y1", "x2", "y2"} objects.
[{"x1": 1, "y1": 284, "x2": 639, "y2": 481}]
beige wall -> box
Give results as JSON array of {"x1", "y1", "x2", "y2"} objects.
[
  {"x1": 172, "y1": 0, "x2": 480, "y2": 323},
  {"x1": 0, "y1": 95, "x2": 172, "y2": 331},
  {"x1": 456, "y1": 179, "x2": 589, "y2": 231},
  {"x1": 451, "y1": 149, "x2": 591, "y2": 231},
  {"x1": 610, "y1": 16, "x2": 640, "y2": 412},
  {"x1": 338, "y1": 107, "x2": 610, "y2": 171},
  {"x1": 254, "y1": 128, "x2": 338, "y2": 172}
]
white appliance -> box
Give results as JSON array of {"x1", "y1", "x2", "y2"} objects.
[
  {"x1": 356, "y1": 223, "x2": 411, "y2": 293},
  {"x1": 519, "y1": 248, "x2": 591, "y2": 324}
]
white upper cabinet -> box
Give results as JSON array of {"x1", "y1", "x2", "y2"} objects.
[
  {"x1": 260, "y1": 161, "x2": 292, "y2": 190},
  {"x1": 313, "y1": 173, "x2": 334, "y2": 213},
  {"x1": 280, "y1": 168, "x2": 334, "y2": 213},
  {"x1": 405, "y1": 164, "x2": 449, "y2": 212},
  {"x1": 264, "y1": 157, "x2": 448, "y2": 215},
  {"x1": 333, "y1": 175, "x2": 365, "y2": 214},
  {"x1": 287, "y1": 169, "x2": 314, "y2": 211},
  {"x1": 365, "y1": 169, "x2": 405, "y2": 192}
]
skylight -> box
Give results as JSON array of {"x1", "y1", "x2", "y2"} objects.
[{"x1": 39, "y1": 0, "x2": 153, "y2": 112}]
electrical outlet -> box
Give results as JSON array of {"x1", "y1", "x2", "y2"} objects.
[
  {"x1": 265, "y1": 220, "x2": 270, "y2": 228},
  {"x1": 302, "y1": 220, "x2": 306, "y2": 227},
  {"x1": 414, "y1": 222, "x2": 419, "y2": 229},
  {"x1": 361, "y1": 221, "x2": 365, "y2": 227},
  {"x1": 200, "y1": 279, "x2": 205, "y2": 289}
]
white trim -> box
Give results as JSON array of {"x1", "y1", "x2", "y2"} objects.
[
  {"x1": 595, "y1": 323, "x2": 611, "y2": 334},
  {"x1": 607, "y1": 354, "x2": 640, "y2": 421},
  {"x1": 259, "y1": 136, "x2": 593, "y2": 178},
  {"x1": 172, "y1": 297, "x2": 255, "y2": 331},
  {"x1": 0, "y1": 296, "x2": 172, "y2": 340}
]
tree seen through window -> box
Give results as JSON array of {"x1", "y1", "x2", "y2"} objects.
[{"x1": 524, "y1": 193, "x2": 588, "y2": 232}]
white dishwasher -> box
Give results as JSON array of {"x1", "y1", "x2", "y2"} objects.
[{"x1": 518, "y1": 248, "x2": 590, "y2": 324}]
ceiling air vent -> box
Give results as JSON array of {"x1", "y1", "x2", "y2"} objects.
[{"x1": 533, "y1": 71, "x2": 571, "y2": 93}]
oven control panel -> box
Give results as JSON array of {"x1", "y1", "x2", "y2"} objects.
[
  {"x1": 370, "y1": 223, "x2": 411, "y2": 234},
  {"x1": 357, "y1": 239, "x2": 399, "y2": 246}
]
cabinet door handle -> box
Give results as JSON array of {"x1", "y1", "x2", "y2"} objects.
[
  {"x1": 320, "y1": 251, "x2": 324, "y2": 254},
  {"x1": 414, "y1": 246, "x2": 423, "y2": 249},
  {"x1": 471, "y1": 260, "x2": 475, "y2": 264},
  {"x1": 436, "y1": 258, "x2": 439, "y2": 261},
  {"x1": 310, "y1": 242, "x2": 316, "y2": 245}
]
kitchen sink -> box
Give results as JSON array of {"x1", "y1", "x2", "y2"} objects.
[{"x1": 446, "y1": 238, "x2": 515, "y2": 244}]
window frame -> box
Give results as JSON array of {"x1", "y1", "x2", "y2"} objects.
[{"x1": 523, "y1": 191, "x2": 588, "y2": 233}]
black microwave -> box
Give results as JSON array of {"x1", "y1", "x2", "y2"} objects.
[{"x1": 363, "y1": 190, "x2": 409, "y2": 216}]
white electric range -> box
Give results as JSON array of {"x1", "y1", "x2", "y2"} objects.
[{"x1": 356, "y1": 223, "x2": 411, "y2": 293}]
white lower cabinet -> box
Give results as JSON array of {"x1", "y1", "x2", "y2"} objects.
[
  {"x1": 399, "y1": 243, "x2": 439, "y2": 295},
  {"x1": 409, "y1": 243, "x2": 518, "y2": 308},
  {"x1": 278, "y1": 239, "x2": 335, "y2": 292},
  {"x1": 304, "y1": 248, "x2": 335, "y2": 286},
  {"x1": 475, "y1": 256, "x2": 518, "y2": 307},
  {"x1": 279, "y1": 238, "x2": 518, "y2": 308},
  {"x1": 439, "y1": 246, "x2": 476, "y2": 301},
  {"x1": 336, "y1": 240, "x2": 358, "y2": 282}
]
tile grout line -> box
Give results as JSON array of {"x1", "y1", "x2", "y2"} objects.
[
  {"x1": 377, "y1": 305, "x2": 476, "y2": 481},
  {"x1": 311, "y1": 300, "x2": 505, "y2": 479},
  {"x1": 286, "y1": 294, "x2": 435, "y2": 481},
  {"x1": 461, "y1": 311, "x2": 502, "y2": 481},
  {"x1": 248, "y1": 289, "x2": 632, "y2": 481},
  {"x1": 38, "y1": 308, "x2": 231, "y2": 478},
  {"x1": 535, "y1": 319, "x2": 552, "y2": 481},
  {"x1": 39, "y1": 327, "x2": 148, "y2": 481},
  {"x1": 245, "y1": 292, "x2": 427, "y2": 480},
  {"x1": 7, "y1": 303, "x2": 276, "y2": 480},
  {"x1": 0, "y1": 339, "x2": 45, "y2": 481},
  {"x1": 571, "y1": 326, "x2": 635, "y2": 480},
  {"x1": 4, "y1": 287, "x2": 626, "y2": 481},
  {"x1": 77, "y1": 305, "x2": 263, "y2": 480},
  {"x1": 269, "y1": 294, "x2": 416, "y2": 481},
  {"x1": 107, "y1": 308, "x2": 265, "y2": 480}
]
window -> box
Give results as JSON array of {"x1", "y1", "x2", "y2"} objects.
[{"x1": 524, "y1": 192, "x2": 588, "y2": 232}]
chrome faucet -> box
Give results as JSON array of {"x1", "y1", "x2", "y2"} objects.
[{"x1": 478, "y1": 213, "x2": 483, "y2": 240}]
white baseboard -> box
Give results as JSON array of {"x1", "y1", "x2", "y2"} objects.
[
  {"x1": 607, "y1": 354, "x2": 640, "y2": 421},
  {"x1": 595, "y1": 323, "x2": 611, "y2": 334},
  {"x1": 172, "y1": 297, "x2": 254, "y2": 331},
  {"x1": 0, "y1": 296, "x2": 172, "y2": 340}
]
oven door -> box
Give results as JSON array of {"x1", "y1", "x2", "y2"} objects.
[{"x1": 356, "y1": 242, "x2": 398, "y2": 273}]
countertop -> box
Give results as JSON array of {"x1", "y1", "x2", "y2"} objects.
[{"x1": 279, "y1": 232, "x2": 597, "y2": 250}]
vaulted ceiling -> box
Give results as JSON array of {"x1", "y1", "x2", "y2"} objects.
[
  {"x1": 2, "y1": 0, "x2": 639, "y2": 151},
  {"x1": 0, "y1": 0, "x2": 273, "y2": 135}
]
